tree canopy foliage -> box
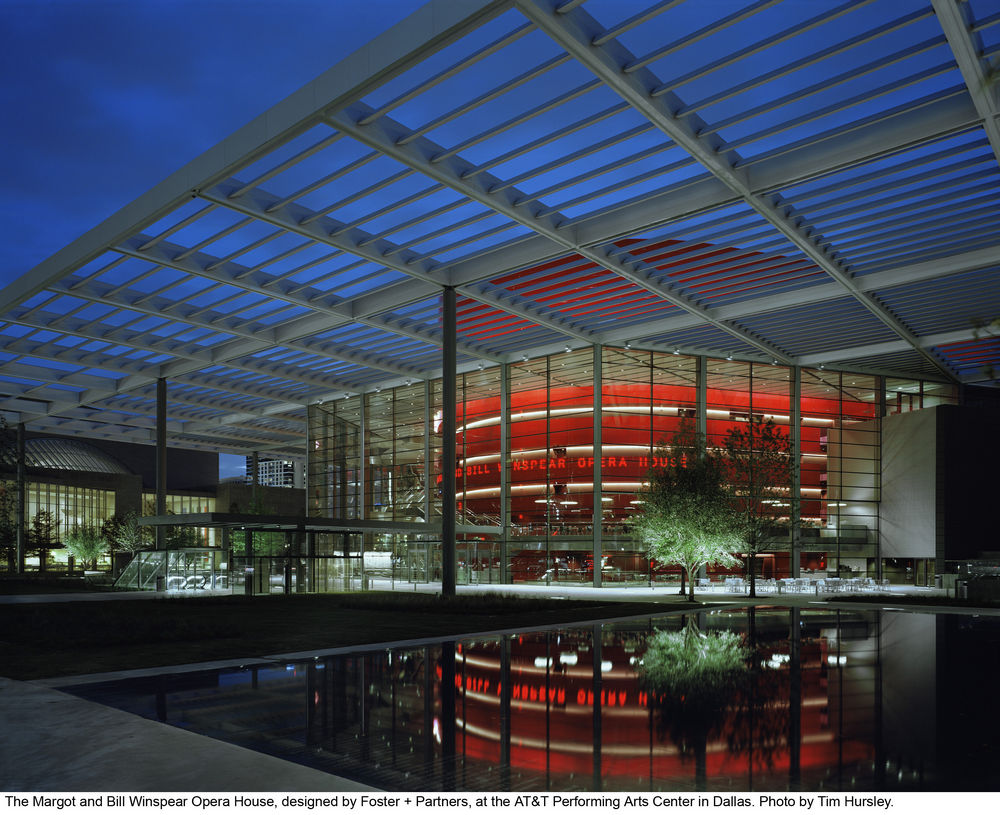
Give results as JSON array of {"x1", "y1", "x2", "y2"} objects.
[
  {"x1": 62, "y1": 523, "x2": 107, "y2": 569},
  {"x1": 635, "y1": 421, "x2": 742, "y2": 599}
]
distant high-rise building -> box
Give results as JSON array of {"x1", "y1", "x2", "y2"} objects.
[{"x1": 246, "y1": 457, "x2": 298, "y2": 488}]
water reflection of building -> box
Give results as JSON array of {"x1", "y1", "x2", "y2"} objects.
[{"x1": 87, "y1": 608, "x2": 991, "y2": 792}]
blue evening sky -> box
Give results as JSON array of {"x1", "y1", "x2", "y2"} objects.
[
  {"x1": 0, "y1": 0, "x2": 429, "y2": 290},
  {"x1": 0, "y1": 0, "x2": 430, "y2": 481}
]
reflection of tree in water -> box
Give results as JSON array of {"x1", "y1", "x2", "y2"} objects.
[{"x1": 640, "y1": 616, "x2": 789, "y2": 789}]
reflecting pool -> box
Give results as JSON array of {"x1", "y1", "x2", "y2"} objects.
[{"x1": 62, "y1": 607, "x2": 1000, "y2": 792}]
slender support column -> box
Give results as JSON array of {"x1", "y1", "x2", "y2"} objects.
[
  {"x1": 251, "y1": 451, "x2": 260, "y2": 503},
  {"x1": 442, "y1": 286, "x2": 457, "y2": 596},
  {"x1": 359, "y1": 394, "x2": 366, "y2": 520},
  {"x1": 245, "y1": 529, "x2": 255, "y2": 595},
  {"x1": 696, "y1": 356, "x2": 708, "y2": 441},
  {"x1": 306, "y1": 531, "x2": 316, "y2": 592},
  {"x1": 697, "y1": 356, "x2": 708, "y2": 582},
  {"x1": 155, "y1": 377, "x2": 167, "y2": 551},
  {"x1": 423, "y1": 380, "x2": 432, "y2": 525},
  {"x1": 791, "y1": 366, "x2": 802, "y2": 578},
  {"x1": 593, "y1": 344, "x2": 602, "y2": 589},
  {"x1": 499, "y1": 362, "x2": 510, "y2": 584},
  {"x1": 304, "y1": 411, "x2": 311, "y2": 515},
  {"x1": 876, "y1": 376, "x2": 886, "y2": 583},
  {"x1": 16, "y1": 422, "x2": 25, "y2": 574}
]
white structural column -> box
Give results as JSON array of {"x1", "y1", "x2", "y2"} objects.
[
  {"x1": 423, "y1": 380, "x2": 432, "y2": 527},
  {"x1": 592, "y1": 344, "x2": 603, "y2": 589},
  {"x1": 155, "y1": 377, "x2": 167, "y2": 551},
  {"x1": 441, "y1": 286, "x2": 458, "y2": 597}
]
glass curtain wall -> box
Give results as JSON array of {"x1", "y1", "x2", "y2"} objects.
[
  {"x1": 306, "y1": 347, "x2": 960, "y2": 589},
  {"x1": 601, "y1": 348, "x2": 697, "y2": 583},
  {"x1": 366, "y1": 383, "x2": 427, "y2": 523},
  {"x1": 800, "y1": 370, "x2": 880, "y2": 579},
  {"x1": 23, "y1": 482, "x2": 117, "y2": 572},
  {"x1": 706, "y1": 360, "x2": 793, "y2": 580},
  {"x1": 505, "y1": 350, "x2": 594, "y2": 583},
  {"x1": 309, "y1": 396, "x2": 362, "y2": 519},
  {"x1": 456, "y1": 368, "x2": 502, "y2": 583}
]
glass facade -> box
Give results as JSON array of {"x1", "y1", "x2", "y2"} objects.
[{"x1": 307, "y1": 348, "x2": 958, "y2": 587}]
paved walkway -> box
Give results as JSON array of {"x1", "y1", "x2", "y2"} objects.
[{"x1": 0, "y1": 677, "x2": 375, "y2": 792}]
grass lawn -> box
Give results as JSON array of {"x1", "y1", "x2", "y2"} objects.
[{"x1": 0, "y1": 591, "x2": 691, "y2": 681}]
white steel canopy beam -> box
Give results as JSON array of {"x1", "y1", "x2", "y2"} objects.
[
  {"x1": 200, "y1": 179, "x2": 600, "y2": 346},
  {"x1": 514, "y1": 0, "x2": 964, "y2": 381},
  {"x1": 932, "y1": 0, "x2": 1000, "y2": 166},
  {"x1": 798, "y1": 327, "x2": 981, "y2": 367},
  {"x1": 324, "y1": 101, "x2": 793, "y2": 363},
  {"x1": 442, "y1": 95, "x2": 982, "y2": 289}
]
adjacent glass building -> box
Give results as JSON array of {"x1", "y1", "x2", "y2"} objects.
[{"x1": 309, "y1": 347, "x2": 958, "y2": 588}]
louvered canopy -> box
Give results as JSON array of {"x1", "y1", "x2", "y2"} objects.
[{"x1": 2, "y1": 0, "x2": 998, "y2": 459}]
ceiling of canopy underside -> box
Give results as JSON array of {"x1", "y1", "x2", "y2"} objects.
[{"x1": 2, "y1": 0, "x2": 999, "y2": 458}]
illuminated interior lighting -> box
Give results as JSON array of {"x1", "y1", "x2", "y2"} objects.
[
  {"x1": 827, "y1": 655, "x2": 848, "y2": 666},
  {"x1": 559, "y1": 500, "x2": 578, "y2": 505},
  {"x1": 601, "y1": 661, "x2": 613, "y2": 672},
  {"x1": 559, "y1": 652, "x2": 578, "y2": 666}
]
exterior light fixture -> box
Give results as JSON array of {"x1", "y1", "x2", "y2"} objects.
[
  {"x1": 727, "y1": 353, "x2": 733, "y2": 361},
  {"x1": 565, "y1": 345, "x2": 572, "y2": 353},
  {"x1": 374, "y1": 386, "x2": 381, "y2": 393},
  {"x1": 477, "y1": 361, "x2": 484, "y2": 370},
  {"x1": 673, "y1": 348, "x2": 680, "y2": 355},
  {"x1": 522, "y1": 354, "x2": 529, "y2": 362},
  {"x1": 625, "y1": 341, "x2": 632, "y2": 349},
  {"x1": 404, "y1": 379, "x2": 411, "y2": 386}
]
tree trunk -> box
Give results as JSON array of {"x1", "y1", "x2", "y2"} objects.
[
  {"x1": 679, "y1": 567, "x2": 687, "y2": 596},
  {"x1": 687, "y1": 566, "x2": 696, "y2": 601},
  {"x1": 748, "y1": 551, "x2": 757, "y2": 598}
]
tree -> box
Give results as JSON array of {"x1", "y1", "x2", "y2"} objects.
[
  {"x1": 722, "y1": 415, "x2": 794, "y2": 598},
  {"x1": 636, "y1": 421, "x2": 742, "y2": 600},
  {"x1": 28, "y1": 510, "x2": 59, "y2": 573},
  {"x1": 102, "y1": 511, "x2": 149, "y2": 555},
  {"x1": 62, "y1": 523, "x2": 107, "y2": 570}
]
